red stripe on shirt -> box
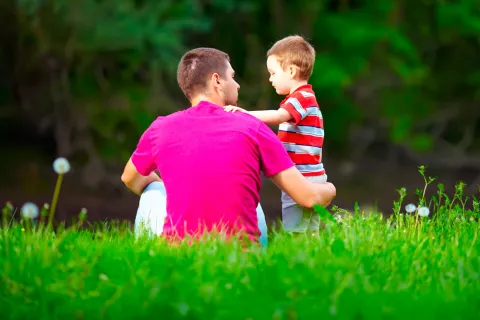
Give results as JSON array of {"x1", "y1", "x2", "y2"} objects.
[
  {"x1": 288, "y1": 152, "x2": 321, "y2": 165},
  {"x1": 280, "y1": 89, "x2": 322, "y2": 125},
  {"x1": 302, "y1": 170, "x2": 326, "y2": 177},
  {"x1": 281, "y1": 103, "x2": 302, "y2": 124},
  {"x1": 300, "y1": 115, "x2": 323, "y2": 127},
  {"x1": 278, "y1": 131, "x2": 324, "y2": 146}
]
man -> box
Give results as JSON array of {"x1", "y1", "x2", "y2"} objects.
[{"x1": 121, "y1": 47, "x2": 336, "y2": 246}]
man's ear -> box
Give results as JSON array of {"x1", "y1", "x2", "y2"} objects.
[{"x1": 211, "y1": 73, "x2": 221, "y2": 87}]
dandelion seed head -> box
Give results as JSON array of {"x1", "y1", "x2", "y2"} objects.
[
  {"x1": 405, "y1": 204, "x2": 417, "y2": 213},
  {"x1": 418, "y1": 207, "x2": 430, "y2": 217},
  {"x1": 53, "y1": 157, "x2": 71, "y2": 174},
  {"x1": 21, "y1": 202, "x2": 39, "y2": 219}
]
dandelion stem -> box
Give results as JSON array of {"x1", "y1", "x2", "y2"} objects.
[
  {"x1": 48, "y1": 173, "x2": 64, "y2": 228},
  {"x1": 23, "y1": 217, "x2": 32, "y2": 233},
  {"x1": 2, "y1": 211, "x2": 7, "y2": 231},
  {"x1": 2, "y1": 206, "x2": 10, "y2": 255}
]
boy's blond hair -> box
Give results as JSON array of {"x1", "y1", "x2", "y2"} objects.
[
  {"x1": 267, "y1": 35, "x2": 316, "y2": 81},
  {"x1": 267, "y1": 35, "x2": 315, "y2": 80}
]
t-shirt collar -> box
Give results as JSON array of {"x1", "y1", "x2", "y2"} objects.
[
  {"x1": 281, "y1": 84, "x2": 313, "y2": 104},
  {"x1": 192, "y1": 100, "x2": 223, "y2": 109}
]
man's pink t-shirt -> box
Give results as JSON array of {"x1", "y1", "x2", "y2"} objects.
[{"x1": 131, "y1": 101, "x2": 294, "y2": 241}]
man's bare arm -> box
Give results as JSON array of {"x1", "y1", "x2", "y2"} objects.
[
  {"x1": 270, "y1": 167, "x2": 336, "y2": 208},
  {"x1": 121, "y1": 158, "x2": 162, "y2": 196},
  {"x1": 248, "y1": 109, "x2": 292, "y2": 125}
]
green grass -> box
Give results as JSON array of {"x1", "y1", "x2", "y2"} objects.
[{"x1": 1, "y1": 172, "x2": 480, "y2": 319}]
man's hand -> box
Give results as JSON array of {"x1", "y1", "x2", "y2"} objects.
[
  {"x1": 223, "y1": 105, "x2": 248, "y2": 113},
  {"x1": 271, "y1": 167, "x2": 336, "y2": 208},
  {"x1": 311, "y1": 182, "x2": 336, "y2": 207}
]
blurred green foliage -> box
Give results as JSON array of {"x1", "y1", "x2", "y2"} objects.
[{"x1": 1, "y1": 0, "x2": 480, "y2": 185}]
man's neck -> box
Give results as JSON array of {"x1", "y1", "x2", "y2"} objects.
[
  {"x1": 289, "y1": 81, "x2": 309, "y2": 94},
  {"x1": 190, "y1": 94, "x2": 223, "y2": 107}
]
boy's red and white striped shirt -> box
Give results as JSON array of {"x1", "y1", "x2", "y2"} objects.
[{"x1": 278, "y1": 84, "x2": 326, "y2": 177}]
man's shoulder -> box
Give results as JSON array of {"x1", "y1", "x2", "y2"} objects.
[
  {"x1": 150, "y1": 110, "x2": 187, "y2": 126},
  {"x1": 218, "y1": 110, "x2": 270, "y2": 140},
  {"x1": 238, "y1": 111, "x2": 270, "y2": 134},
  {"x1": 162, "y1": 108, "x2": 189, "y2": 119}
]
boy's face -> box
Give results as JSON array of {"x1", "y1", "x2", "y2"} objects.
[{"x1": 267, "y1": 55, "x2": 294, "y2": 95}]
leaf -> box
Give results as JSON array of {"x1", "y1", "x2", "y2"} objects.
[
  {"x1": 312, "y1": 55, "x2": 352, "y2": 89},
  {"x1": 409, "y1": 134, "x2": 434, "y2": 153},
  {"x1": 313, "y1": 205, "x2": 336, "y2": 223},
  {"x1": 386, "y1": 29, "x2": 420, "y2": 63},
  {"x1": 331, "y1": 239, "x2": 346, "y2": 256},
  {"x1": 391, "y1": 116, "x2": 412, "y2": 143},
  {"x1": 437, "y1": 1, "x2": 480, "y2": 35}
]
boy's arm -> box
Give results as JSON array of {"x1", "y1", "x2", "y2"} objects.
[
  {"x1": 223, "y1": 105, "x2": 292, "y2": 125},
  {"x1": 248, "y1": 109, "x2": 292, "y2": 125}
]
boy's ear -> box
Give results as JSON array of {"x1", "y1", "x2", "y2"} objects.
[{"x1": 288, "y1": 65, "x2": 297, "y2": 79}]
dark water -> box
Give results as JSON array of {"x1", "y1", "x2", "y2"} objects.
[{"x1": 1, "y1": 150, "x2": 478, "y2": 227}]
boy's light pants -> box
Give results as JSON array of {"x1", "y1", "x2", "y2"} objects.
[
  {"x1": 134, "y1": 181, "x2": 269, "y2": 247},
  {"x1": 281, "y1": 174, "x2": 328, "y2": 233}
]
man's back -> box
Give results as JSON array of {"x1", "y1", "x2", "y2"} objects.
[{"x1": 132, "y1": 101, "x2": 294, "y2": 240}]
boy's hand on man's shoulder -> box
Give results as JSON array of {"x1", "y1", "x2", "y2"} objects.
[{"x1": 223, "y1": 105, "x2": 248, "y2": 113}]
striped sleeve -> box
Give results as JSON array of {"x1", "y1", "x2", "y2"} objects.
[{"x1": 279, "y1": 93, "x2": 308, "y2": 125}]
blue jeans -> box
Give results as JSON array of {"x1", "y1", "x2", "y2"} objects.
[{"x1": 134, "y1": 181, "x2": 268, "y2": 247}]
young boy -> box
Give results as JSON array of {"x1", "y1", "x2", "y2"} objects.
[{"x1": 224, "y1": 35, "x2": 327, "y2": 235}]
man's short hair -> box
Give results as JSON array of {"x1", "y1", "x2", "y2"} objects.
[
  {"x1": 267, "y1": 35, "x2": 316, "y2": 80},
  {"x1": 177, "y1": 48, "x2": 230, "y2": 101}
]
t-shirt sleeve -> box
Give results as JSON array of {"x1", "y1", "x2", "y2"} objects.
[
  {"x1": 131, "y1": 124, "x2": 158, "y2": 176},
  {"x1": 280, "y1": 93, "x2": 307, "y2": 125},
  {"x1": 256, "y1": 122, "x2": 295, "y2": 177}
]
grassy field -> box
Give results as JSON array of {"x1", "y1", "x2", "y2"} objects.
[{"x1": 1, "y1": 175, "x2": 480, "y2": 319}]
